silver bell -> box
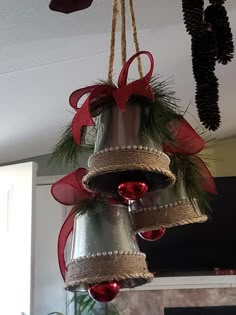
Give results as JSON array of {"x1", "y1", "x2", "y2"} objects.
[
  {"x1": 129, "y1": 176, "x2": 208, "y2": 232},
  {"x1": 65, "y1": 201, "x2": 153, "y2": 291},
  {"x1": 83, "y1": 101, "x2": 175, "y2": 195}
]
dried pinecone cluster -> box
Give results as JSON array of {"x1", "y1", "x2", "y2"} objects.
[{"x1": 182, "y1": 0, "x2": 234, "y2": 131}]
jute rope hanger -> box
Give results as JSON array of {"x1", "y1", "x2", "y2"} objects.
[{"x1": 108, "y1": 0, "x2": 143, "y2": 82}]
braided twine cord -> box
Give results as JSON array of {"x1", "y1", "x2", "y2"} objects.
[
  {"x1": 65, "y1": 254, "x2": 153, "y2": 289},
  {"x1": 108, "y1": 0, "x2": 143, "y2": 81},
  {"x1": 84, "y1": 149, "x2": 176, "y2": 187},
  {"x1": 130, "y1": 202, "x2": 208, "y2": 233}
]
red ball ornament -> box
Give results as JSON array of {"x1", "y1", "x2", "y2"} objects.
[
  {"x1": 88, "y1": 281, "x2": 120, "y2": 303},
  {"x1": 139, "y1": 228, "x2": 166, "y2": 241},
  {"x1": 118, "y1": 181, "x2": 148, "y2": 200}
]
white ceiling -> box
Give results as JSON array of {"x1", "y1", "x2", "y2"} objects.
[{"x1": 0, "y1": 0, "x2": 236, "y2": 164}]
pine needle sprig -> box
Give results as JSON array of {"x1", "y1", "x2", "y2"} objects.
[
  {"x1": 170, "y1": 154, "x2": 210, "y2": 214},
  {"x1": 138, "y1": 76, "x2": 182, "y2": 146},
  {"x1": 50, "y1": 122, "x2": 94, "y2": 168},
  {"x1": 74, "y1": 197, "x2": 111, "y2": 216}
]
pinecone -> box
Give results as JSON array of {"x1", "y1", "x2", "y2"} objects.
[
  {"x1": 182, "y1": 0, "x2": 204, "y2": 35},
  {"x1": 195, "y1": 74, "x2": 221, "y2": 131},
  {"x1": 205, "y1": 4, "x2": 234, "y2": 64},
  {"x1": 191, "y1": 24, "x2": 217, "y2": 83}
]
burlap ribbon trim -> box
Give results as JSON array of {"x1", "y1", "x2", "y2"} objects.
[
  {"x1": 130, "y1": 203, "x2": 208, "y2": 232},
  {"x1": 84, "y1": 149, "x2": 176, "y2": 186},
  {"x1": 65, "y1": 254, "x2": 153, "y2": 288}
]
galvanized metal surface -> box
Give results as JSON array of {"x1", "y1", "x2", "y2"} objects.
[
  {"x1": 129, "y1": 177, "x2": 188, "y2": 211},
  {"x1": 71, "y1": 204, "x2": 140, "y2": 260},
  {"x1": 94, "y1": 102, "x2": 159, "y2": 152}
]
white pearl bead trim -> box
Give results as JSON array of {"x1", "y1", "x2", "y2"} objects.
[
  {"x1": 68, "y1": 250, "x2": 146, "y2": 266},
  {"x1": 88, "y1": 145, "x2": 170, "y2": 166},
  {"x1": 130, "y1": 198, "x2": 196, "y2": 214}
]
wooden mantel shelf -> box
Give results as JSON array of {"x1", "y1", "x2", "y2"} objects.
[{"x1": 129, "y1": 275, "x2": 236, "y2": 291}]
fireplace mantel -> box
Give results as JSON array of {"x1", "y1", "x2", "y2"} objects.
[{"x1": 129, "y1": 275, "x2": 236, "y2": 291}]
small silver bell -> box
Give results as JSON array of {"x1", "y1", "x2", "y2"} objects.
[{"x1": 129, "y1": 176, "x2": 208, "y2": 232}]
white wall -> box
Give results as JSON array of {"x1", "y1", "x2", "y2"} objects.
[{"x1": 33, "y1": 185, "x2": 67, "y2": 315}]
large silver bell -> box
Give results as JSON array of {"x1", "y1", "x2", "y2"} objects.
[
  {"x1": 65, "y1": 202, "x2": 153, "y2": 291},
  {"x1": 83, "y1": 101, "x2": 175, "y2": 195},
  {"x1": 129, "y1": 176, "x2": 208, "y2": 232}
]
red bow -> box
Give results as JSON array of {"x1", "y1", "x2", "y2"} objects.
[
  {"x1": 163, "y1": 118, "x2": 217, "y2": 194},
  {"x1": 70, "y1": 51, "x2": 154, "y2": 144},
  {"x1": 51, "y1": 168, "x2": 92, "y2": 279}
]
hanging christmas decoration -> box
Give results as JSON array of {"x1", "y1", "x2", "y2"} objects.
[
  {"x1": 181, "y1": 0, "x2": 234, "y2": 131},
  {"x1": 52, "y1": 168, "x2": 153, "y2": 295},
  {"x1": 49, "y1": 0, "x2": 218, "y2": 307},
  {"x1": 49, "y1": 0, "x2": 94, "y2": 14},
  {"x1": 129, "y1": 118, "x2": 216, "y2": 233}
]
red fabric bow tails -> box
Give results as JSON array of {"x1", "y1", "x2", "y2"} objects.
[
  {"x1": 51, "y1": 168, "x2": 92, "y2": 279},
  {"x1": 163, "y1": 118, "x2": 217, "y2": 195},
  {"x1": 57, "y1": 208, "x2": 75, "y2": 280},
  {"x1": 69, "y1": 51, "x2": 155, "y2": 144}
]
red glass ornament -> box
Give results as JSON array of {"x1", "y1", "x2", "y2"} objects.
[
  {"x1": 118, "y1": 181, "x2": 148, "y2": 200},
  {"x1": 88, "y1": 281, "x2": 120, "y2": 303},
  {"x1": 139, "y1": 228, "x2": 166, "y2": 241}
]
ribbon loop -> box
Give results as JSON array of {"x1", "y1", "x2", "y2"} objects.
[
  {"x1": 163, "y1": 118, "x2": 216, "y2": 195},
  {"x1": 69, "y1": 85, "x2": 97, "y2": 110},
  {"x1": 118, "y1": 51, "x2": 154, "y2": 87},
  {"x1": 51, "y1": 168, "x2": 90, "y2": 206},
  {"x1": 163, "y1": 118, "x2": 205, "y2": 155}
]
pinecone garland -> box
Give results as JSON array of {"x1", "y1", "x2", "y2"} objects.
[
  {"x1": 182, "y1": 0, "x2": 204, "y2": 35},
  {"x1": 181, "y1": 0, "x2": 233, "y2": 131},
  {"x1": 205, "y1": 4, "x2": 234, "y2": 64},
  {"x1": 191, "y1": 24, "x2": 221, "y2": 131}
]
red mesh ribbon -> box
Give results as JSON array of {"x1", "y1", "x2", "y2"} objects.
[
  {"x1": 164, "y1": 118, "x2": 216, "y2": 194},
  {"x1": 57, "y1": 208, "x2": 75, "y2": 280},
  {"x1": 51, "y1": 168, "x2": 92, "y2": 279},
  {"x1": 51, "y1": 168, "x2": 91, "y2": 206},
  {"x1": 192, "y1": 156, "x2": 217, "y2": 194},
  {"x1": 163, "y1": 118, "x2": 205, "y2": 155},
  {"x1": 70, "y1": 51, "x2": 155, "y2": 144}
]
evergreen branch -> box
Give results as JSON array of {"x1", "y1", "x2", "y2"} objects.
[
  {"x1": 170, "y1": 154, "x2": 211, "y2": 214},
  {"x1": 138, "y1": 76, "x2": 181, "y2": 146},
  {"x1": 74, "y1": 197, "x2": 111, "y2": 217},
  {"x1": 49, "y1": 122, "x2": 94, "y2": 168}
]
